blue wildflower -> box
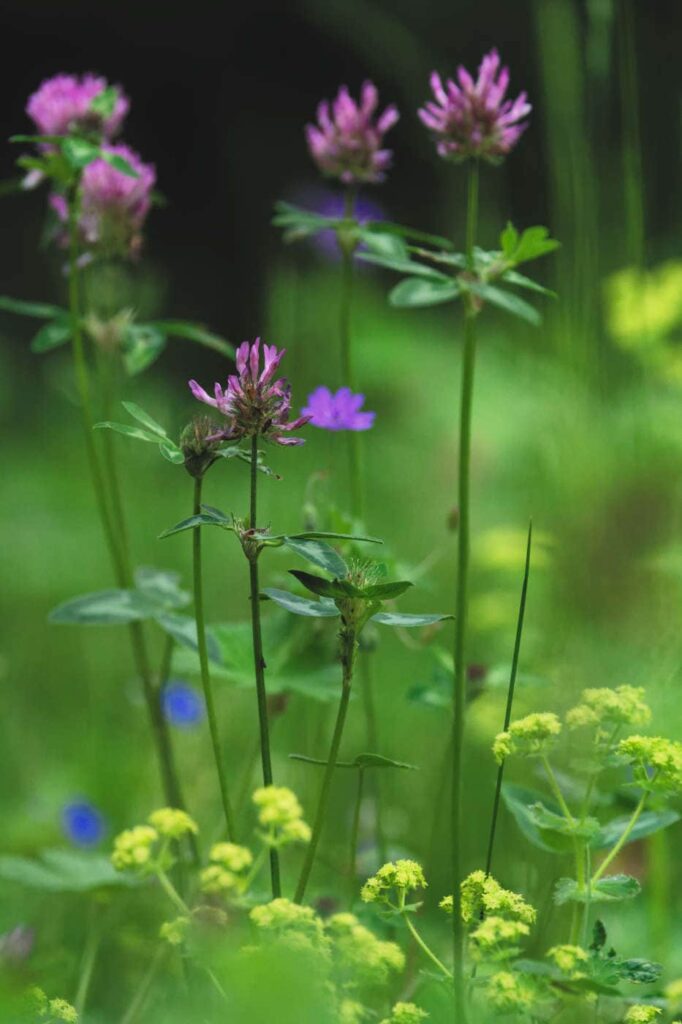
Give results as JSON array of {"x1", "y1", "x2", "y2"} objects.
[
  {"x1": 62, "y1": 801, "x2": 105, "y2": 846},
  {"x1": 162, "y1": 681, "x2": 205, "y2": 728}
]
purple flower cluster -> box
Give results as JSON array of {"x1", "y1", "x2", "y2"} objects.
[
  {"x1": 418, "y1": 49, "x2": 531, "y2": 164},
  {"x1": 50, "y1": 143, "x2": 156, "y2": 257},
  {"x1": 302, "y1": 387, "x2": 375, "y2": 431},
  {"x1": 306, "y1": 81, "x2": 399, "y2": 186},
  {"x1": 26, "y1": 73, "x2": 128, "y2": 139},
  {"x1": 189, "y1": 339, "x2": 310, "y2": 446}
]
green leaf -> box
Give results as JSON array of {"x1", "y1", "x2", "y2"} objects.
[
  {"x1": 282, "y1": 531, "x2": 382, "y2": 545},
  {"x1": 30, "y1": 316, "x2": 72, "y2": 353},
  {"x1": 89, "y1": 86, "x2": 118, "y2": 118},
  {"x1": 288, "y1": 570, "x2": 351, "y2": 599},
  {"x1": 371, "y1": 611, "x2": 453, "y2": 627},
  {"x1": 554, "y1": 874, "x2": 641, "y2": 906},
  {"x1": 501, "y1": 269, "x2": 557, "y2": 297},
  {"x1": 263, "y1": 588, "x2": 340, "y2": 619},
  {"x1": 94, "y1": 421, "x2": 162, "y2": 444},
  {"x1": 500, "y1": 221, "x2": 519, "y2": 257},
  {"x1": 159, "y1": 506, "x2": 232, "y2": 539},
  {"x1": 159, "y1": 441, "x2": 185, "y2": 464},
  {"x1": 49, "y1": 588, "x2": 156, "y2": 625},
  {"x1": 501, "y1": 784, "x2": 567, "y2": 853},
  {"x1": 150, "y1": 320, "x2": 234, "y2": 358},
  {"x1": 616, "y1": 959, "x2": 662, "y2": 983},
  {"x1": 61, "y1": 137, "x2": 101, "y2": 170},
  {"x1": 155, "y1": 612, "x2": 221, "y2": 663},
  {"x1": 529, "y1": 803, "x2": 602, "y2": 843},
  {"x1": 134, "y1": 567, "x2": 190, "y2": 610},
  {"x1": 501, "y1": 224, "x2": 560, "y2": 266},
  {"x1": 358, "y1": 230, "x2": 409, "y2": 260},
  {"x1": 363, "y1": 220, "x2": 455, "y2": 251},
  {"x1": 289, "y1": 751, "x2": 417, "y2": 770},
  {"x1": 0, "y1": 849, "x2": 133, "y2": 892},
  {"x1": 0, "y1": 296, "x2": 66, "y2": 319},
  {"x1": 592, "y1": 809, "x2": 680, "y2": 850},
  {"x1": 359, "y1": 252, "x2": 451, "y2": 281},
  {"x1": 121, "y1": 402, "x2": 169, "y2": 439},
  {"x1": 468, "y1": 282, "x2": 541, "y2": 325},
  {"x1": 362, "y1": 580, "x2": 413, "y2": 600},
  {"x1": 389, "y1": 276, "x2": 460, "y2": 308},
  {"x1": 283, "y1": 538, "x2": 348, "y2": 577},
  {"x1": 122, "y1": 324, "x2": 166, "y2": 375},
  {"x1": 100, "y1": 150, "x2": 140, "y2": 179}
]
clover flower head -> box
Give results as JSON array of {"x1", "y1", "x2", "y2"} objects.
[
  {"x1": 306, "y1": 81, "x2": 399, "y2": 185},
  {"x1": 546, "y1": 944, "x2": 589, "y2": 977},
  {"x1": 162, "y1": 681, "x2": 205, "y2": 728},
  {"x1": 26, "y1": 73, "x2": 128, "y2": 139},
  {"x1": 624, "y1": 1008, "x2": 662, "y2": 1024},
  {"x1": 148, "y1": 807, "x2": 198, "y2": 839},
  {"x1": 327, "y1": 913, "x2": 405, "y2": 987},
  {"x1": 180, "y1": 417, "x2": 224, "y2": 479},
  {"x1": 159, "y1": 916, "x2": 190, "y2": 946},
  {"x1": 189, "y1": 339, "x2": 309, "y2": 447},
  {"x1": 50, "y1": 144, "x2": 155, "y2": 258},
  {"x1": 302, "y1": 387, "x2": 376, "y2": 432},
  {"x1": 62, "y1": 800, "x2": 104, "y2": 847},
  {"x1": 485, "y1": 971, "x2": 541, "y2": 1013},
  {"x1": 469, "y1": 915, "x2": 530, "y2": 962},
  {"x1": 111, "y1": 825, "x2": 158, "y2": 871},
  {"x1": 250, "y1": 898, "x2": 328, "y2": 953},
  {"x1": 380, "y1": 1003, "x2": 429, "y2": 1024},
  {"x1": 361, "y1": 859, "x2": 427, "y2": 904},
  {"x1": 567, "y1": 686, "x2": 651, "y2": 731},
  {"x1": 418, "y1": 49, "x2": 530, "y2": 164},
  {"x1": 617, "y1": 735, "x2": 682, "y2": 793},
  {"x1": 493, "y1": 712, "x2": 561, "y2": 764}
]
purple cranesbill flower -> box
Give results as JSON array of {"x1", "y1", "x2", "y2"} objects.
[
  {"x1": 62, "y1": 800, "x2": 105, "y2": 847},
  {"x1": 50, "y1": 143, "x2": 155, "y2": 258},
  {"x1": 418, "y1": 49, "x2": 531, "y2": 164},
  {"x1": 290, "y1": 186, "x2": 385, "y2": 263},
  {"x1": 302, "y1": 387, "x2": 376, "y2": 432},
  {"x1": 26, "y1": 73, "x2": 128, "y2": 139},
  {"x1": 305, "y1": 81, "x2": 399, "y2": 186},
  {"x1": 189, "y1": 338, "x2": 310, "y2": 446},
  {"x1": 163, "y1": 681, "x2": 205, "y2": 728},
  {"x1": 0, "y1": 925, "x2": 35, "y2": 965}
]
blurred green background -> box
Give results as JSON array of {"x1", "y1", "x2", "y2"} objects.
[{"x1": 1, "y1": 0, "x2": 682, "y2": 1018}]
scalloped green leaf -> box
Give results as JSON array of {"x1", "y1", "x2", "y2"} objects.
[
  {"x1": 554, "y1": 874, "x2": 641, "y2": 906},
  {"x1": 0, "y1": 849, "x2": 134, "y2": 892},
  {"x1": 263, "y1": 588, "x2": 340, "y2": 619},
  {"x1": 592, "y1": 809, "x2": 680, "y2": 850},
  {"x1": 282, "y1": 538, "x2": 348, "y2": 577},
  {"x1": 49, "y1": 589, "x2": 156, "y2": 625}
]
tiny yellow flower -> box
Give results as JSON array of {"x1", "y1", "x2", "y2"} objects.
[
  {"x1": 159, "y1": 916, "x2": 190, "y2": 946},
  {"x1": 441, "y1": 871, "x2": 536, "y2": 927},
  {"x1": 492, "y1": 712, "x2": 561, "y2": 764},
  {"x1": 250, "y1": 898, "x2": 328, "y2": 953},
  {"x1": 361, "y1": 860, "x2": 427, "y2": 904},
  {"x1": 469, "y1": 916, "x2": 530, "y2": 961},
  {"x1": 252, "y1": 786, "x2": 311, "y2": 847},
  {"x1": 327, "y1": 912, "x2": 405, "y2": 986},
  {"x1": 111, "y1": 825, "x2": 158, "y2": 871},
  {"x1": 48, "y1": 998, "x2": 79, "y2": 1023},
  {"x1": 200, "y1": 864, "x2": 238, "y2": 895},
  {"x1": 379, "y1": 1002, "x2": 428, "y2": 1024},
  {"x1": 148, "y1": 807, "x2": 198, "y2": 839},
  {"x1": 566, "y1": 686, "x2": 651, "y2": 731},
  {"x1": 618, "y1": 735, "x2": 682, "y2": 793},
  {"x1": 624, "y1": 1007, "x2": 662, "y2": 1024},
  {"x1": 546, "y1": 944, "x2": 588, "y2": 976},
  {"x1": 209, "y1": 842, "x2": 253, "y2": 872}
]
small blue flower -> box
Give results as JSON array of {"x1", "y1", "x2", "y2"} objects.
[
  {"x1": 163, "y1": 681, "x2": 205, "y2": 728},
  {"x1": 62, "y1": 801, "x2": 105, "y2": 847}
]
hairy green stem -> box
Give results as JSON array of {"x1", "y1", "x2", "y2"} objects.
[
  {"x1": 295, "y1": 628, "x2": 357, "y2": 903},
  {"x1": 592, "y1": 789, "x2": 649, "y2": 884},
  {"x1": 484, "y1": 522, "x2": 532, "y2": 876},
  {"x1": 451, "y1": 159, "x2": 479, "y2": 1020},
  {"x1": 193, "y1": 475, "x2": 235, "y2": 840},
  {"x1": 248, "y1": 433, "x2": 281, "y2": 897}
]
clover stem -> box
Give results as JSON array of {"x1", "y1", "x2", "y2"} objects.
[
  {"x1": 67, "y1": 192, "x2": 188, "y2": 823},
  {"x1": 339, "y1": 187, "x2": 363, "y2": 520},
  {"x1": 193, "y1": 475, "x2": 235, "y2": 840},
  {"x1": 451, "y1": 158, "x2": 480, "y2": 1022},
  {"x1": 591, "y1": 788, "x2": 649, "y2": 885},
  {"x1": 248, "y1": 432, "x2": 281, "y2": 897},
  {"x1": 295, "y1": 627, "x2": 357, "y2": 903}
]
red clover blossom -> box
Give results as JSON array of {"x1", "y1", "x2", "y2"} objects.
[{"x1": 26, "y1": 73, "x2": 129, "y2": 139}]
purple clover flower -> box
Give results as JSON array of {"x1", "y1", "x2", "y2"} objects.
[
  {"x1": 62, "y1": 801, "x2": 105, "y2": 847},
  {"x1": 306, "y1": 81, "x2": 399, "y2": 186},
  {"x1": 163, "y1": 681, "x2": 205, "y2": 728},
  {"x1": 189, "y1": 339, "x2": 310, "y2": 446},
  {"x1": 50, "y1": 143, "x2": 155, "y2": 257},
  {"x1": 26, "y1": 73, "x2": 128, "y2": 139},
  {"x1": 302, "y1": 387, "x2": 375, "y2": 432},
  {"x1": 418, "y1": 49, "x2": 531, "y2": 164}
]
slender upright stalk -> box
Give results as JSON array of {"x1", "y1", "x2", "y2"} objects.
[
  {"x1": 484, "y1": 522, "x2": 532, "y2": 876},
  {"x1": 247, "y1": 432, "x2": 281, "y2": 897},
  {"x1": 591, "y1": 788, "x2": 649, "y2": 884},
  {"x1": 450, "y1": 159, "x2": 479, "y2": 1020},
  {"x1": 192, "y1": 475, "x2": 235, "y2": 840},
  {"x1": 349, "y1": 767, "x2": 365, "y2": 880},
  {"x1": 338, "y1": 187, "x2": 363, "y2": 519},
  {"x1": 67, "y1": 192, "x2": 188, "y2": 820},
  {"x1": 295, "y1": 627, "x2": 357, "y2": 903},
  {"x1": 73, "y1": 905, "x2": 102, "y2": 1017}
]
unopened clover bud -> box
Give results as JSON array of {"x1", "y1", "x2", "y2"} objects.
[{"x1": 180, "y1": 416, "x2": 223, "y2": 479}]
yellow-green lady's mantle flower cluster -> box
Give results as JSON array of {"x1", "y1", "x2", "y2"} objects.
[
  {"x1": 252, "y1": 786, "x2": 311, "y2": 846},
  {"x1": 200, "y1": 842, "x2": 254, "y2": 895},
  {"x1": 493, "y1": 712, "x2": 561, "y2": 764},
  {"x1": 361, "y1": 859, "x2": 427, "y2": 905},
  {"x1": 327, "y1": 912, "x2": 405, "y2": 989},
  {"x1": 546, "y1": 944, "x2": 588, "y2": 978},
  {"x1": 32, "y1": 988, "x2": 78, "y2": 1023},
  {"x1": 250, "y1": 898, "x2": 328, "y2": 954},
  {"x1": 379, "y1": 1002, "x2": 429, "y2": 1024},
  {"x1": 159, "y1": 916, "x2": 190, "y2": 946},
  {"x1": 566, "y1": 686, "x2": 651, "y2": 733},
  {"x1": 111, "y1": 807, "x2": 198, "y2": 873},
  {"x1": 624, "y1": 1007, "x2": 662, "y2": 1024},
  {"x1": 485, "y1": 971, "x2": 543, "y2": 1014},
  {"x1": 617, "y1": 735, "x2": 682, "y2": 793},
  {"x1": 440, "y1": 870, "x2": 536, "y2": 926},
  {"x1": 468, "y1": 915, "x2": 530, "y2": 962}
]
